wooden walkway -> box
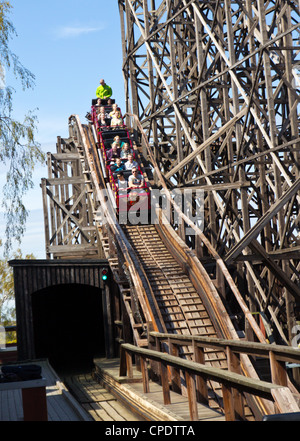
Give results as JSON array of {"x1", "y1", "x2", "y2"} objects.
[
  {"x1": 62, "y1": 372, "x2": 145, "y2": 421},
  {"x1": 0, "y1": 357, "x2": 226, "y2": 421},
  {"x1": 0, "y1": 360, "x2": 91, "y2": 421},
  {"x1": 93, "y1": 358, "x2": 226, "y2": 421},
  {"x1": 0, "y1": 358, "x2": 146, "y2": 421}
]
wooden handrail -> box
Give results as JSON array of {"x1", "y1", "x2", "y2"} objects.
[
  {"x1": 120, "y1": 342, "x2": 300, "y2": 421},
  {"x1": 150, "y1": 331, "x2": 300, "y2": 399},
  {"x1": 149, "y1": 332, "x2": 300, "y2": 364}
]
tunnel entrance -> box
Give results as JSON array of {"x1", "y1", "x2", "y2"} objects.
[{"x1": 31, "y1": 283, "x2": 105, "y2": 374}]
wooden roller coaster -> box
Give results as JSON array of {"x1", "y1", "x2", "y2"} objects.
[
  {"x1": 38, "y1": 106, "x2": 298, "y2": 420},
  {"x1": 41, "y1": 0, "x2": 300, "y2": 421}
]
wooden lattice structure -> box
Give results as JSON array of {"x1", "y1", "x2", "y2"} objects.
[
  {"x1": 41, "y1": 136, "x2": 102, "y2": 259},
  {"x1": 118, "y1": 0, "x2": 300, "y2": 344}
]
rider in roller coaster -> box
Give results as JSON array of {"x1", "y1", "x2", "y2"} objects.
[{"x1": 91, "y1": 81, "x2": 150, "y2": 214}]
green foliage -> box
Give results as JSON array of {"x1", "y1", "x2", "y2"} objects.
[
  {"x1": 0, "y1": 239, "x2": 35, "y2": 323},
  {"x1": 0, "y1": 1, "x2": 45, "y2": 254},
  {"x1": 0, "y1": 254, "x2": 14, "y2": 321}
]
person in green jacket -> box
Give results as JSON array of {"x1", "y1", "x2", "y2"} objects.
[{"x1": 96, "y1": 79, "x2": 113, "y2": 101}]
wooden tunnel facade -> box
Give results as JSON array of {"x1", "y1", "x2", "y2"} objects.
[{"x1": 9, "y1": 259, "x2": 114, "y2": 363}]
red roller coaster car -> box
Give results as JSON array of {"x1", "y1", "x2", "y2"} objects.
[{"x1": 90, "y1": 99, "x2": 150, "y2": 215}]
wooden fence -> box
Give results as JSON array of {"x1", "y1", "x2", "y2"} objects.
[{"x1": 119, "y1": 332, "x2": 300, "y2": 421}]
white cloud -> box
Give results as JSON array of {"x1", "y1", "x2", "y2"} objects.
[{"x1": 54, "y1": 25, "x2": 104, "y2": 39}]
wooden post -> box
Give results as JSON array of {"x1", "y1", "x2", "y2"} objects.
[
  {"x1": 168, "y1": 339, "x2": 181, "y2": 393},
  {"x1": 193, "y1": 339, "x2": 208, "y2": 404},
  {"x1": 155, "y1": 336, "x2": 162, "y2": 385},
  {"x1": 126, "y1": 351, "x2": 133, "y2": 379},
  {"x1": 226, "y1": 346, "x2": 244, "y2": 420},
  {"x1": 119, "y1": 345, "x2": 127, "y2": 377},
  {"x1": 140, "y1": 355, "x2": 150, "y2": 393},
  {"x1": 22, "y1": 386, "x2": 48, "y2": 421},
  {"x1": 269, "y1": 350, "x2": 288, "y2": 387},
  {"x1": 103, "y1": 283, "x2": 114, "y2": 358},
  {"x1": 222, "y1": 383, "x2": 235, "y2": 421},
  {"x1": 186, "y1": 371, "x2": 199, "y2": 421},
  {"x1": 160, "y1": 360, "x2": 171, "y2": 405},
  {"x1": 147, "y1": 322, "x2": 160, "y2": 381}
]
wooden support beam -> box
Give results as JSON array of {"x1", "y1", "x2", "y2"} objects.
[
  {"x1": 160, "y1": 360, "x2": 171, "y2": 405},
  {"x1": 222, "y1": 383, "x2": 235, "y2": 422},
  {"x1": 140, "y1": 356, "x2": 150, "y2": 393},
  {"x1": 271, "y1": 387, "x2": 300, "y2": 415},
  {"x1": 225, "y1": 176, "x2": 300, "y2": 264},
  {"x1": 226, "y1": 346, "x2": 244, "y2": 420},
  {"x1": 120, "y1": 0, "x2": 300, "y2": 348},
  {"x1": 185, "y1": 372, "x2": 199, "y2": 421},
  {"x1": 126, "y1": 351, "x2": 133, "y2": 379},
  {"x1": 192, "y1": 339, "x2": 208, "y2": 404},
  {"x1": 249, "y1": 240, "x2": 300, "y2": 302},
  {"x1": 119, "y1": 345, "x2": 127, "y2": 377},
  {"x1": 164, "y1": 107, "x2": 248, "y2": 180},
  {"x1": 168, "y1": 338, "x2": 181, "y2": 394},
  {"x1": 269, "y1": 351, "x2": 288, "y2": 388}
]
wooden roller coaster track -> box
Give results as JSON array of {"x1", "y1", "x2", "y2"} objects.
[
  {"x1": 46, "y1": 112, "x2": 296, "y2": 420},
  {"x1": 41, "y1": 0, "x2": 300, "y2": 420},
  {"x1": 118, "y1": 0, "x2": 300, "y2": 348}
]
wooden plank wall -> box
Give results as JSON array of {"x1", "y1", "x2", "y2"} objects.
[{"x1": 8, "y1": 260, "x2": 111, "y2": 361}]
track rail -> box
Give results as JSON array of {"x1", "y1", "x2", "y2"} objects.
[
  {"x1": 67, "y1": 114, "x2": 299, "y2": 419},
  {"x1": 122, "y1": 223, "x2": 230, "y2": 412}
]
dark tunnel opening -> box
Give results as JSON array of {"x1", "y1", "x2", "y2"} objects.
[{"x1": 31, "y1": 283, "x2": 105, "y2": 374}]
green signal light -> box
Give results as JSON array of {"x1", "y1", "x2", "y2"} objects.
[{"x1": 102, "y1": 269, "x2": 108, "y2": 281}]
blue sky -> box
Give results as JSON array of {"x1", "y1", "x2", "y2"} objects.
[{"x1": 0, "y1": 0, "x2": 125, "y2": 258}]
